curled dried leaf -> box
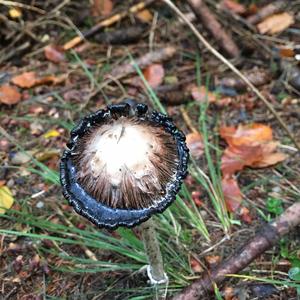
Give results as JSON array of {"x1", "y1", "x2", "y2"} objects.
[
  {"x1": 0, "y1": 85, "x2": 21, "y2": 105},
  {"x1": 222, "y1": 177, "x2": 242, "y2": 212},
  {"x1": 143, "y1": 64, "x2": 165, "y2": 88},
  {"x1": 186, "y1": 132, "x2": 204, "y2": 159},
  {"x1": 44, "y1": 45, "x2": 66, "y2": 63},
  {"x1": 257, "y1": 12, "x2": 294, "y2": 35}
]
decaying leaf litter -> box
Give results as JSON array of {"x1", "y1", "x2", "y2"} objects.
[{"x1": 0, "y1": 0, "x2": 300, "y2": 299}]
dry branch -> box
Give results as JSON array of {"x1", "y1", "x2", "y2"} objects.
[
  {"x1": 187, "y1": 0, "x2": 240, "y2": 58},
  {"x1": 63, "y1": 0, "x2": 155, "y2": 50},
  {"x1": 172, "y1": 202, "x2": 300, "y2": 300},
  {"x1": 247, "y1": 1, "x2": 285, "y2": 25},
  {"x1": 109, "y1": 46, "x2": 176, "y2": 79}
]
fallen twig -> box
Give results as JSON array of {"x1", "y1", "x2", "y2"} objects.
[
  {"x1": 63, "y1": 0, "x2": 155, "y2": 50},
  {"x1": 187, "y1": 0, "x2": 240, "y2": 58},
  {"x1": 172, "y1": 201, "x2": 300, "y2": 300},
  {"x1": 247, "y1": 1, "x2": 285, "y2": 25},
  {"x1": 110, "y1": 46, "x2": 176, "y2": 79},
  {"x1": 162, "y1": 0, "x2": 300, "y2": 152}
]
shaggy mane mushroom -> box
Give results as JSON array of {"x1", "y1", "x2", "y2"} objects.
[{"x1": 60, "y1": 101, "x2": 189, "y2": 284}]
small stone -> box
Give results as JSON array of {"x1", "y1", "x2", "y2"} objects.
[
  {"x1": 11, "y1": 152, "x2": 31, "y2": 165},
  {"x1": 36, "y1": 201, "x2": 44, "y2": 209},
  {"x1": 0, "y1": 139, "x2": 9, "y2": 152}
]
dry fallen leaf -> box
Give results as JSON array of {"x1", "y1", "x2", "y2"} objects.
[
  {"x1": 221, "y1": 143, "x2": 263, "y2": 177},
  {"x1": 11, "y1": 72, "x2": 36, "y2": 88},
  {"x1": 0, "y1": 186, "x2": 14, "y2": 214},
  {"x1": 186, "y1": 132, "x2": 204, "y2": 159},
  {"x1": 136, "y1": 9, "x2": 153, "y2": 22},
  {"x1": 239, "y1": 206, "x2": 252, "y2": 224},
  {"x1": 220, "y1": 0, "x2": 246, "y2": 15},
  {"x1": 9, "y1": 7, "x2": 22, "y2": 19},
  {"x1": 143, "y1": 64, "x2": 165, "y2": 88},
  {"x1": 257, "y1": 12, "x2": 294, "y2": 35},
  {"x1": 92, "y1": 0, "x2": 113, "y2": 17},
  {"x1": 0, "y1": 85, "x2": 22, "y2": 105},
  {"x1": 220, "y1": 123, "x2": 286, "y2": 177},
  {"x1": 11, "y1": 72, "x2": 66, "y2": 89},
  {"x1": 223, "y1": 286, "x2": 235, "y2": 300},
  {"x1": 205, "y1": 255, "x2": 221, "y2": 267},
  {"x1": 222, "y1": 177, "x2": 242, "y2": 212},
  {"x1": 189, "y1": 85, "x2": 218, "y2": 103},
  {"x1": 43, "y1": 129, "x2": 60, "y2": 139},
  {"x1": 190, "y1": 258, "x2": 203, "y2": 273},
  {"x1": 220, "y1": 123, "x2": 273, "y2": 147},
  {"x1": 44, "y1": 45, "x2": 66, "y2": 63}
]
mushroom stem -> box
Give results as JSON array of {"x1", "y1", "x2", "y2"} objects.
[{"x1": 139, "y1": 218, "x2": 168, "y2": 284}]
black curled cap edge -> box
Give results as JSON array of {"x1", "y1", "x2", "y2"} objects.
[{"x1": 60, "y1": 102, "x2": 189, "y2": 229}]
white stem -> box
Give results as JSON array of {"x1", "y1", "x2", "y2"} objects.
[{"x1": 139, "y1": 218, "x2": 168, "y2": 284}]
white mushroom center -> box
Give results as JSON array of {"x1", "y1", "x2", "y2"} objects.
[{"x1": 87, "y1": 121, "x2": 159, "y2": 186}]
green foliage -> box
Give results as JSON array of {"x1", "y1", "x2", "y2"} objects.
[{"x1": 266, "y1": 197, "x2": 284, "y2": 216}]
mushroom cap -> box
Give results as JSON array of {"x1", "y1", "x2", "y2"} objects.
[{"x1": 60, "y1": 102, "x2": 189, "y2": 229}]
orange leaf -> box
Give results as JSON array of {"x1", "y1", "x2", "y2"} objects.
[
  {"x1": 44, "y1": 45, "x2": 65, "y2": 63},
  {"x1": 220, "y1": 124, "x2": 286, "y2": 176},
  {"x1": 224, "y1": 286, "x2": 235, "y2": 300},
  {"x1": 205, "y1": 255, "x2": 221, "y2": 267},
  {"x1": 220, "y1": 123, "x2": 273, "y2": 147},
  {"x1": 220, "y1": 0, "x2": 246, "y2": 15},
  {"x1": 190, "y1": 258, "x2": 203, "y2": 273},
  {"x1": 92, "y1": 0, "x2": 113, "y2": 17},
  {"x1": 239, "y1": 206, "x2": 252, "y2": 224},
  {"x1": 222, "y1": 177, "x2": 242, "y2": 212},
  {"x1": 190, "y1": 85, "x2": 217, "y2": 103},
  {"x1": 136, "y1": 9, "x2": 153, "y2": 22},
  {"x1": 257, "y1": 12, "x2": 294, "y2": 35},
  {"x1": 221, "y1": 143, "x2": 263, "y2": 176},
  {"x1": 143, "y1": 64, "x2": 165, "y2": 88},
  {"x1": 0, "y1": 85, "x2": 21, "y2": 105},
  {"x1": 11, "y1": 72, "x2": 37, "y2": 88},
  {"x1": 253, "y1": 152, "x2": 287, "y2": 168},
  {"x1": 186, "y1": 132, "x2": 204, "y2": 159},
  {"x1": 11, "y1": 72, "x2": 66, "y2": 89}
]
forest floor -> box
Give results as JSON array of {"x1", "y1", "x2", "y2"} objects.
[{"x1": 0, "y1": 0, "x2": 300, "y2": 299}]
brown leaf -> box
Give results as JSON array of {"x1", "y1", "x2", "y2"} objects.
[
  {"x1": 253, "y1": 151, "x2": 287, "y2": 168},
  {"x1": 136, "y1": 9, "x2": 153, "y2": 22},
  {"x1": 222, "y1": 177, "x2": 242, "y2": 212},
  {"x1": 220, "y1": 123, "x2": 273, "y2": 147},
  {"x1": 239, "y1": 206, "x2": 252, "y2": 224},
  {"x1": 92, "y1": 0, "x2": 113, "y2": 17},
  {"x1": 191, "y1": 191, "x2": 204, "y2": 207},
  {"x1": 0, "y1": 85, "x2": 21, "y2": 105},
  {"x1": 220, "y1": 124, "x2": 286, "y2": 177},
  {"x1": 257, "y1": 12, "x2": 294, "y2": 35},
  {"x1": 220, "y1": 0, "x2": 246, "y2": 15},
  {"x1": 190, "y1": 85, "x2": 217, "y2": 103},
  {"x1": 190, "y1": 258, "x2": 203, "y2": 273},
  {"x1": 205, "y1": 255, "x2": 221, "y2": 267},
  {"x1": 186, "y1": 132, "x2": 204, "y2": 159},
  {"x1": 279, "y1": 47, "x2": 295, "y2": 58},
  {"x1": 143, "y1": 64, "x2": 165, "y2": 88},
  {"x1": 11, "y1": 72, "x2": 66, "y2": 89},
  {"x1": 224, "y1": 286, "x2": 235, "y2": 300},
  {"x1": 44, "y1": 45, "x2": 66, "y2": 63},
  {"x1": 11, "y1": 72, "x2": 36, "y2": 88},
  {"x1": 221, "y1": 143, "x2": 263, "y2": 177}
]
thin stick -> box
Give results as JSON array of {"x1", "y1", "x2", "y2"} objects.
[
  {"x1": 162, "y1": 0, "x2": 300, "y2": 152},
  {"x1": 63, "y1": 0, "x2": 155, "y2": 50},
  {"x1": 172, "y1": 202, "x2": 300, "y2": 300},
  {"x1": 139, "y1": 218, "x2": 168, "y2": 284},
  {"x1": 187, "y1": 0, "x2": 240, "y2": 58}
]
